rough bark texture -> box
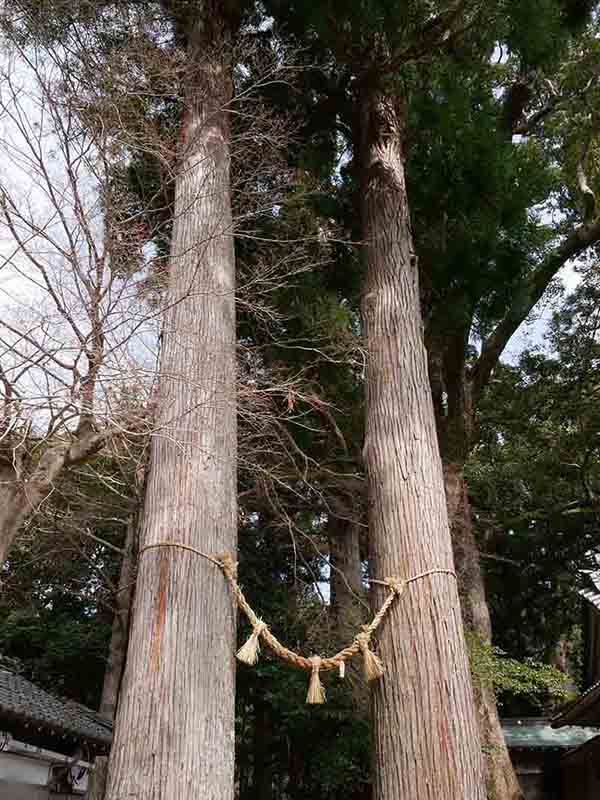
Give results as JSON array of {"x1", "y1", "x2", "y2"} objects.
[
  {"x1": 359, "y1": 85, "x2": 485, "y2": 800},
  {"x1": 445, "y1": 463, "x2": 524, "y2": 800},
  {"x1": 87, "y1": 516, "x2": 137, "y2": 800},
  {"x1": 105, "y1": 11, "x2": 237, "y2": 800},
  {"x1": 426, "y1": 323, "x2": 524, "y2": 800}
]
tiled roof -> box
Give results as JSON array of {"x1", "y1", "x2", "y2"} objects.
[
  {"x1": 551, "y1": 679, "x2": 600, "y2": 728},
  {"x1": 579, "y1": 551, "x2": 600, "y2": 609},
  {"x1": 502, "y1": 717, "x2": 599, "y2": 749},
  {"x1": 0, "y1": 669, "x2": 112, "y2": 749}
]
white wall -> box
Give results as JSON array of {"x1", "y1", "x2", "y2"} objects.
[{"x1": 0, "y1": 737, "x2": 89, "y2": 797}]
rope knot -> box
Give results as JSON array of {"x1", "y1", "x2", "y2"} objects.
[
  {"x1": 385, "y1": 576, "x2": 406, "y2": 596},
  {"x1": 216, "y1": 552, "x2": 237, "y2": 579}
]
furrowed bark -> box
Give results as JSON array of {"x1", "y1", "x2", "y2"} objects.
[
  {"x1": 445, "y1": 463, "x2": 524, "y2": 800},
  {"x1": 434, "y1": 333, "x2": 524, "y2": 800},
  {"x1": 105, "y1": 8, "x2": 238, "y2": 799},
  {"x1": 359, "y1": 84, "x2": 485, "y2": 800}
]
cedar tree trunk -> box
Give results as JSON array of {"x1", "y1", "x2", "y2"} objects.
[
  {"x1": 427, "y1": 325, "x2": 524, "y2": 800},
  {"x1": 329, "y1": 510, "x2": 364, "y2": 640},
  {"x1": 105, "y1": 11, "x2": 237, "y2": 800},
  {"x1": 329, "y1": 508, "x2": 367, "y2": 698},
  {"x1": 445, "y1": 463, "x2": 523, "y2": 800},
  {"x1": 359, "y1": 85, "x2": 486, "y2": 800}
]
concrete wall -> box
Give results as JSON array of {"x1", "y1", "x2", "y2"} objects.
[
  {"x1": 0, "y1": 780, "x2": 49, "y2": 800},
  {"x1": 0, "y1": 750, "x2": 50, "y2": 788},
  {"x1": 0, "y1": 744, "x2": 86, "y2": 799}
]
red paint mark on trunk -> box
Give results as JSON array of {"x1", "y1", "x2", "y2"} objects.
[{"x1": 150, "y1": 554, "x2": 169, "y2": 673}]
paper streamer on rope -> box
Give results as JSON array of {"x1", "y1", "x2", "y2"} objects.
[{"x1": 139, "y1": 541, "x2": 457, "y2": 704}]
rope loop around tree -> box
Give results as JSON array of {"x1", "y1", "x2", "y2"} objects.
[{"x1": 139, "y1": 541, "x2": 456, "y2": 703}]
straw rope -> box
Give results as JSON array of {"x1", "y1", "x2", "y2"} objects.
[{"x1": 140, "y1": 541, "x2": 456, "y2": 701}]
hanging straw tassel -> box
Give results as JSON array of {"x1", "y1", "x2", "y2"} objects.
[
  {"x1": 306, "y1": 656, "x2": 326, "y2": 704},
  {"x1": 236, "y1": 620, "x2": 267, "y2": 666},
  {"x1": 357, "y1": 630, "x2": 384, "y2": 682}
]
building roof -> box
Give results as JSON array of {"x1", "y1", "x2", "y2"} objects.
[
  {"x1": 579, "y1": 551, "x2": 600, "y2": 611},
  {"x1": 560, "y1": 732, "x2": 600, "y2": 767},
  {"x1": 551, "y1": 679, "x2": 600, "y2": 728},
  {"x1": 503, "y1": 717, "x2": 599, "y2": 749},
  {"x1": 0, "y1": 669, "x2": 112, "y2": 752}
]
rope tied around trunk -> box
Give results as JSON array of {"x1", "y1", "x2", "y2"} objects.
[{"x1": 139, "y1": 541, "x2": 457, "y2": 704}]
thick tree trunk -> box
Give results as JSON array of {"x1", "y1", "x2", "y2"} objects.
[
  {"x1": 445, "y1": 463, "x2": 524, "y2": 800},
  {"x1": 105, "y1": 12, "x2": 237, "y2": 800},
  {"x1": 87, "y1": 516, "x2": 137, "y2": 800},
  {"x1": 359, "y1": 85, "x2": 485, "y2": 800},
  {"x1": 329, "y1": 511, "x2": 364, "y2": 640}
]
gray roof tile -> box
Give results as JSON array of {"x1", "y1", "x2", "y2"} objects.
[{"x1": 0, "y1": 670, "x2": 112, "y2": 749}]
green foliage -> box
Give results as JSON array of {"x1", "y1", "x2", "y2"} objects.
[
  {"x1": 0, "y1": 456, "x2": 137, "y2": 708},
  {"x1": 468, "y1": 633, "x2": 572, "y2": 706},
  {"x1": 4, "y1": 0, "x2": 600, "y2": 794},
  {"x1": 467, "y1": 273, "x2": 600, "y2": 696},
  {"x1": 234, "y1": 519, "x2": 371, "y2": 800},
  {"x1": 0, "y1": 606, "x2": 111, "y2": 708},
  {"x1": 406, "y1": 56, "x2": 558, "y2": 336}
]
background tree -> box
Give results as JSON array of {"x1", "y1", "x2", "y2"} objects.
[
  {"x1": 468, "y1": 272, "x2": 600, "y2": 703},
  {"x1": 0, "y1": 10, "x2": 157, "y2": 565},
  {"x1": 259, "y1": 2, "x2": 600, "y2": 795}
]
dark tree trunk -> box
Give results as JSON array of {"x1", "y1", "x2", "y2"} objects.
[
  {"x1": 105, "y1": 7, "x2": 238, "y2": 799},
  {"x1": 87, "y1": 516, "x2": 137, "y2": 800},
  {"x1": 329, "y1": 510, "x2": 364, "y2": 640},
  {"x1": 359, "y1": 84, "x2": 485, "y2": 800},
  {"x1": 444, "y1": 462, "x2": 524, "y2": 800},
  {"x1": 329, "y1": 507, "x2": 367, "y2": 699},
  {"x1": 426, "y1": 326, "x2": 524, "y2": 800}
]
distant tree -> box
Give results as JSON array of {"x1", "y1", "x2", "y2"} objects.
[{"x1": 469, "y1": 273, "x2": 600, "y2": 696}]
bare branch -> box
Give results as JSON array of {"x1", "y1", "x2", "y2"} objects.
[{"x1": 472, "y1": 214, "x2": 600, "y2": 403}]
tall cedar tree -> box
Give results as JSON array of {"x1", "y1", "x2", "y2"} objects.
[
  {"x1": 266, "y1": 1, "x2": 600, "y2": 796},
  {"x1": 266, "y1": 2, "x2": 494, "y2": 798},
  {"x1": 107, "y1": 3, "x2": 241, "y2": 798}
]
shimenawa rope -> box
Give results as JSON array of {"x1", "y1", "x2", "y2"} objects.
[{"x1": 139, "y1": 541, "x2": 456, "y2": 704}]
